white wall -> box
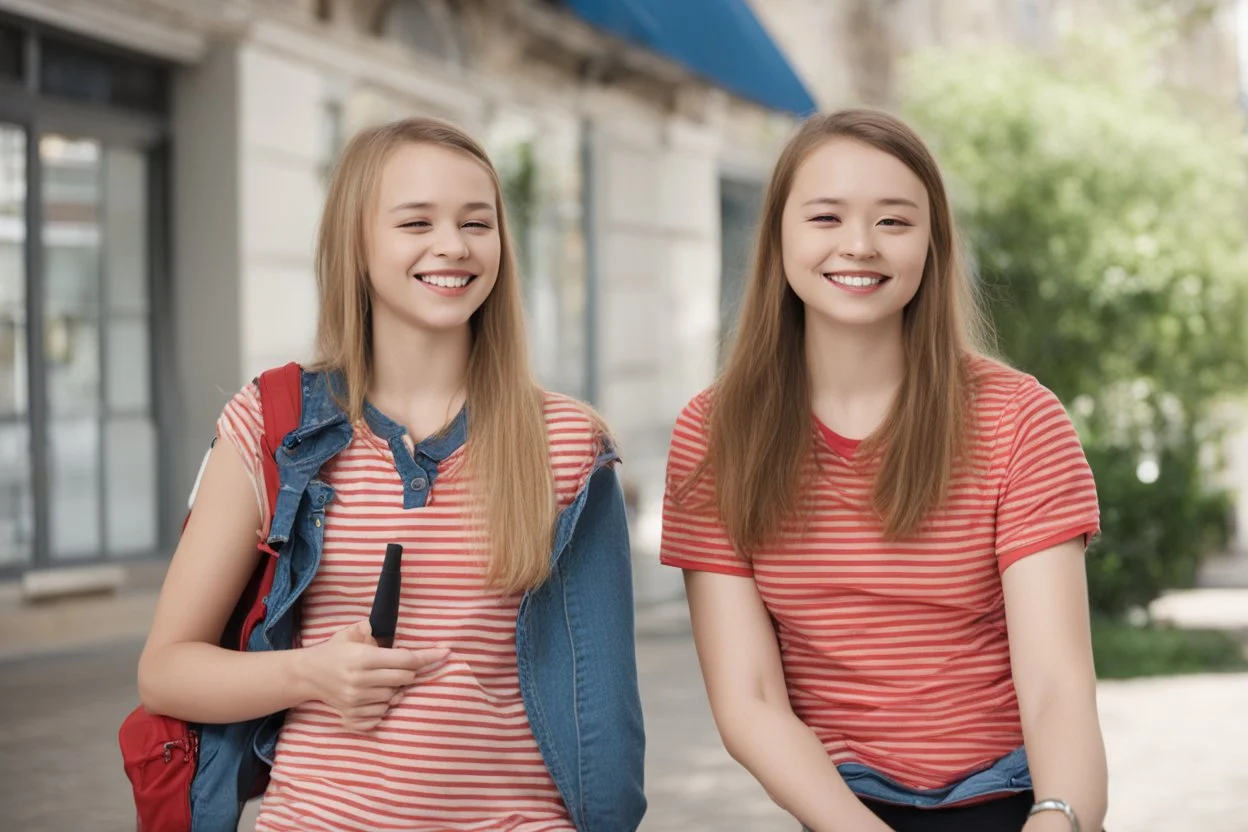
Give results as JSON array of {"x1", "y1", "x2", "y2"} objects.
[
  {"x1": 237, "y1": 43, "x2": 325, "y2": 378},
  {"x1": 170, "y1": 41, "x2": 243, "y2": 506}
]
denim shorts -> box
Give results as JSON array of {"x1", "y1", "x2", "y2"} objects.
[{"x1": 839, "y1": 745, "x2": 1032, "y2": 808}]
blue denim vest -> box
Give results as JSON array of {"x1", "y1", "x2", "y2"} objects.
[{"x1": 188, "y1": 370, "x2": 647, "y2": 831}]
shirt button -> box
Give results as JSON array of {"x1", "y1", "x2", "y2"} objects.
[
  {"x1": 314, "y1": 517, "x2": 322, "y2": 528},
  {"x1": 410, "y1": 476, "x2": 427, "y2": 491}
]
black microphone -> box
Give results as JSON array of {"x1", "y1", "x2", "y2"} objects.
[{"x1": 369, "y1": 543, "x2": 403, "y2": 648}]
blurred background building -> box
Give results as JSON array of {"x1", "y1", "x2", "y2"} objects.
[
  {"x1": 4, "y1": 4, "x2": 1248, "y2": 831},
  {"x1": 0, "y1": 0, "x2": 1245, "y2": 605}
]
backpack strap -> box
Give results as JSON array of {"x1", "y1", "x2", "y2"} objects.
[
  {"x1": 255, "y1": 362, "x2": 303, "y2": 552},
  {"x1": 230, "y1": 362, "x2": 302, "y2": 650}
]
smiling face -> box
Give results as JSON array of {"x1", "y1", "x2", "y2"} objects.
[
  {"x1": 365, "y1": 141, "x2": 502, "y2": 335},
  {"x1": 780, "y1": 137, "x2": 931, "y2": 331}
]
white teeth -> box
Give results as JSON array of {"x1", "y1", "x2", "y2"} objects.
[
  {"x1": 827, "y1": 274, "x2": 884, "y2": 288},
  {"x1": 417, "y1": 274, "x2": 472, "y2": 288}
]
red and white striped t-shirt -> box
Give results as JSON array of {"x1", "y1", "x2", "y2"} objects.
[
  {"x1": 660, "y1": 357, "x2": 1100, "y2": 790},
  {"x1": 218, "y1": 385, "x2": 606, "y2": 832}
]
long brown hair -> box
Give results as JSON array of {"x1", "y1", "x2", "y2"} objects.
[
  {"x1": 705, "y1": 109, "x2": 990, "y2": 554},
  {"x1": 313, "y1": 116, "x2": 555, "y2": 594}
]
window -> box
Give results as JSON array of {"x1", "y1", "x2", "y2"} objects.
[
  {"x1": 719, "y1": 177, "x2": 762, "y2": 366},
  {"x1": 40, "y1": 36, "x2": 167, "y2": 114},
  {"x1": 0, "y1": 22, "x2": 22, "y2": 83},
  {"x1": 382, "y1": 0, "x2": 463, "y2": 64}
]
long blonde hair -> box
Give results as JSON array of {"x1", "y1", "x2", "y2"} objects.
[
  {"x1": 313, "y1": 116, "x2": 555, "y2": 594},
  {"x1": 704, "y1": 109, "x2": 990, "y2": 554}
]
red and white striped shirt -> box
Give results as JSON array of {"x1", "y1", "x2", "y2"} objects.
[
  {"x1": 219, "y1": 385, "x2": 604, "y2": 831},
  {"x1": 660, "y1": 357, "x2": 1099, "y2": 790}
]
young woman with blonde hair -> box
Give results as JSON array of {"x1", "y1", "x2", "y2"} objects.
[
  {"x1": 138, "y1": 117, "x2": 645, "y2": 831},
  {"x1": 662, "y1": 110, "x2": 1107, "y2": 832}
]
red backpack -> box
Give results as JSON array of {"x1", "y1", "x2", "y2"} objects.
[{"x1": 118, "y1": 363, "x2": 303, "y2": 832}]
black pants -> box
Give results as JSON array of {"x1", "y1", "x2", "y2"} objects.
[{"x1": 861, "y1": 790, "x2": 1033, "y2": 832}]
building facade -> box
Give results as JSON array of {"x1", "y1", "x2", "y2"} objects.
[{"x1": 0, "y1": 0, "x2": 811, "y2": 603}]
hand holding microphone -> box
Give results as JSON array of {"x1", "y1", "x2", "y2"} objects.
[
  {"x1": 369, "y1": 543, "x2": 403, "y2": 648},
  {"x1": 305, "y1": 543, "x2": 448, "y2": 732}
]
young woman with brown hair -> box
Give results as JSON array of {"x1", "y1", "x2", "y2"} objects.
[
  {"x1": 138, "y1": 117, "x2": 645, "y2": 831},
  {"x1": 662, "y1": 109, "x2": 1107, "y2": 832}
]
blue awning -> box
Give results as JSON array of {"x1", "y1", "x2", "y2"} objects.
[{"x1": 559, "y1": 0, "x2": 817, "y2": 116}]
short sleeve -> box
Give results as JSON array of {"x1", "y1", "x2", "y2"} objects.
[
  {"x1": 543, "y1": 391, "x2": 617, "y2": 511},
  {"x1": 994, "y1": 379, "x2": 1100, "y2": 573},
  {"x1": 659, "y1": 391, "x2": 753, "y2": 578},
  {"x1": 214, "y1": 381, "x2": 268, "y2": 534}
]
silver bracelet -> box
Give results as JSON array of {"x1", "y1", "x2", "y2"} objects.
[{"x1": 1029, "y1": 798, "x2": 1081, "y2": 832}]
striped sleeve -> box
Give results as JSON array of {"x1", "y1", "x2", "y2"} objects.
[
  {"x1": 543, "y1": 392, "x2": 615, "y2": 509},
  {"x1": 659, "y1": 391, "x2": 752, "y2": 578},
  {"x1": 994, "y1": 379, "x2": 1100, "y2": 572},
  {"x1": 215, "y1": 382, "x2": 268, "y2": 532}
]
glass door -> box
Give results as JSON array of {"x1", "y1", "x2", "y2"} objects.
[
  {"x1": 0, "y1": 19, "x2": 168, "y2": 573},
  {"x1": 99, "y1": 143, "x2": 158, "y2": 557},
  {"x1": 40, "y1": 132, "x2": 157, "y2": 563},
  {"x1": 41, "y1": 133, "x2": 103, "y2": 561},
  {"x1": 0, "y1": 123, "x2": 32, "y2": 568}
]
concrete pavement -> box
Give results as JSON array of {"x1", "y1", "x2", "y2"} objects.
[{"x1": 1097, "y1": 673, "x2": 1248, "y2": 832}]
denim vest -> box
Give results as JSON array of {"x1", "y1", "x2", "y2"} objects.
[{"x1": 188, "y1": 370, "x2": 647, "y2": 831}]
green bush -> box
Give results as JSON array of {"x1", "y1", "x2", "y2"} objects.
[
  {"x1": 1092, "y1": 618, "x2": 1248, "y2": 679},
  {"x1": 1085, "y1": 445, "x2": 1231, "y2": 614},
  {"x1": 903, "y1": 47, "x2": 1248, "y2": 615}
]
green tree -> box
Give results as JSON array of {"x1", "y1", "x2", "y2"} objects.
[
  {"x1": 902, "y1": 47, "x2": 1248, "y2": 615},
  {"x1": 498, "y1": 138, "x2": 538, "y2": 265}
]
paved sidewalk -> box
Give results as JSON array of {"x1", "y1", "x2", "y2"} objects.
[
  {"x1": 0, "y1": 560, "x2": 166, "y2": 662},
  {"x1": 1097, "y1": 673, "x2": 1248, "y2": 832}
]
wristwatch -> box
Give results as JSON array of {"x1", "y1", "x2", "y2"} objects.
[{"x1": 1029, "y1": 798, "x2": 1081, "y2": 831}]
